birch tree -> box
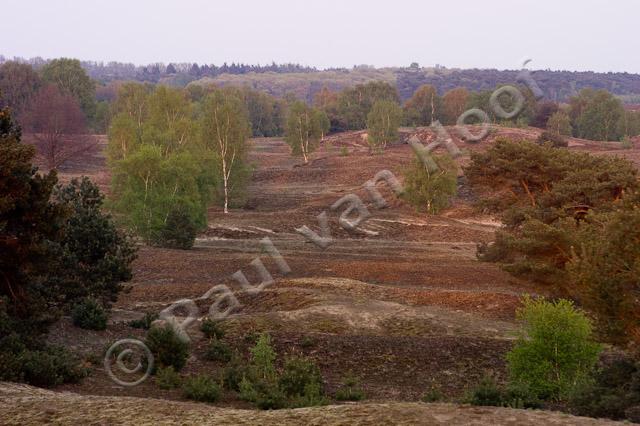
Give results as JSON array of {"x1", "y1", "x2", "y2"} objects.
[
  {"x1": 200, "y1": 90, "x2": 251, "y2": 213},
  {"x1": 284, "y1": 101, "x2": 324, "y2": 164},
  {"x1": 366, "y1": 100, "x2": 402, "y2": 152}
]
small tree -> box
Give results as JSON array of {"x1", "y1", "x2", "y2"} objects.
[
  {"x1": 403, "y1": 84, "x2": 440, "y2": 126},
  {"x1": 403, "y1": 155, "x2": 458, "y2": 214},
  {"x1": 200, "y1": 89, "x2": 251, "y2": 213},
  {"x1": 284, "y1": 101, "x2": 324, "y2": 163},
  {"x1": 507, "y1": 297, "x2": 601, "y2": 400},
  {"x1": 366, "y1": 99, "x2": 402, "y2": 152}
]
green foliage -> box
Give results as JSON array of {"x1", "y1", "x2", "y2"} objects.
[
  {"x1": 205, "y1": 339, "x2": 232, "y2": 363},
  {"x1": 238, "y1": 333, "x2": 326, "y2": 409},
  {"x1": 201, "y1": 318, "x2": 226, "y2": 340},
  {"x1": 278, "y1": 356, "x2": 323, "y2": 397},
  {"x1": 334, "y1": 373, "x2": 365, "y2": 401},
  {"x1": 336, "y1": 81, "x2": 399, "y2": 130},
  {"x1": 40, "y1": 58, "x2": 96, "y2": 122},
  {"x1": 128, "y1": 312, "x2": 159, "y2": 330},
  {"x1": 569, "y1": 355, "x2": 640, "y2": 421},
  {"x1": 71, "y1": 298, "x2": 108, "y2": 330},
  {"x1": 53, "y1": 177, "x2": 136, "y2": 307},
  {"x1": 570, "y1": 89, "x2": 625, "y2": 141},
  {"x1": 464, "y1": 376, "x2": 504, "y2": 406},
  {"x1": 620, "y1": 136, "x2": 633, "y2": 149},
  {"x1": 284, "y1": 101, "x2": 325, "y2": 163},
  {"x1": 546, "y1": 110, "x2": 572, "y2": 136},
  {"x1": 222, "y1": 355, "x2": 248, "y2": 391},
  {"x1": 421, "y1": 386, "x2": 443, "y2": 402},
  {"x1": 507, "y1": 297, "x2": 601, "y2": 401},
  {"x1": 565, "y1": 205, "x2": 640, "y2": 345},
  {"x1": 109, "y1": 85, "x2": 217, "y2": 242},
  {"x1": 156, "y1": 207, "x2": 197, "y2": 249},
  {"x1": 403, "y1": 155, "x2": 458, "y2": 214},
  {"x1": 199, "y1": 88, "x2": 252, "y2": 212},
  {"x1": 155, "y1": 366, "x2": 182, "y2": 390},
  {"x1": 366, "y1": 99, "x2": 402, "y2": 151},
  {"x1": 145, "y1": 325, "x2": 190, "y2": 371},
  {"x1": 0, "y1": 336, "x2": 86, "y2": 388},
  {"x1": 183, "y1": 375, "x2": 221, "y2": 403}
]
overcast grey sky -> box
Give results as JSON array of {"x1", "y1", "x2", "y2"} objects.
[{"x1": 3, "y1": 0, "x2": 639, "y2": 72}]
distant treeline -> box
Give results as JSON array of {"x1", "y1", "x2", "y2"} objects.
[
  {"x1": 397, "y1": 68, "x2": 640, "y2": 102},
  {"x1": 3, "y1": 56, "x2": 640, "y2": 103}
]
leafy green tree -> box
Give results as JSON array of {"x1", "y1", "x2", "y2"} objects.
[
  {"x1": 507, "y1": 297, "x2": 601, "y2": 400},
  {"x1": 403, "y1": 155, "x2": 458, "y2": 213},
  {"x1": 40, "y1": 58, "x2": 96, "y2": 122},
  {"x1": 366, "y1": 100, "x2": 402, "y2": 151},
  {"x1": 546, "y1": 110, "x2": 572, "y2": 136},
  {"x1": 570, "y1": 89, "x2": 624, "y2": 141},
  {"x1": 403, "y1": 84, "x2": 440, "y2": 126},
  {"x1": 284, "y1": 101, "x2": 324, "y2": 163},
  {"x1": 200, "y1": 89, "x2": 251, "y2": 213},
  {"x1": 0, "y1": 61, "x2": 41, "y2": 119}
]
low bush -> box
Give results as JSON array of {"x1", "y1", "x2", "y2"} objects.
[
  {"x1": 145, "y1": 325, "x2": 190, "y2": 371},
  {"x1": 128, "y1": 312, "x2": 159, "y2": 330},
  {"x1": 279, "y1": 356, "x2": 323, "y2": 397},
  {"x1": 155, "y1": 366, "x2": 182, "y2": 390},
  {"x1": 0, "y1": 343, "x2": 86, "y2": 388},
  {"x1": 569, "y1": 355, "x2": 640, "y2": 421},
  {"x1": 156, "y1": 208, "x2": 197, "y2": 250},
  {"x1": 536, "y1": 130, "x2": 568, "y2": 147},
  {"x1": 335, "y1": 373, "x2": 365, "y2": 401},
  {"x1": 183, "y1": 375, "x2": 221, "y2": 403},
  {"x1": 201, "y1": 318, "x2": 226, "y2": 340},
  {"x1": 421, "y1": 386, "x2": 443, "y2": 403},
  {"x1": 464, "y1": 376, "x2": 503, "y2": 407},
  {"x1": 222, "y1": 355, "x2": 247, "y2": 391},
  {"x1": 71, "y1": 298, "x2": 108, "y2": 330},
  {"x1": 204, "y1": 339, "x2": 232, "y2": 363}
]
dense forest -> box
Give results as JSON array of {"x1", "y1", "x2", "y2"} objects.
[{"x1": 3, "y1": 56, "x2": 640, "y2": 103}]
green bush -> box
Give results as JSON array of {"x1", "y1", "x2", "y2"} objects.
[
  {"x1": 222, "y1": 355, "x2": 247, "y2": 391},
  {"x1": 2, "y1": 346, "x2": 87, "y2": 388},
  {"x1": 279, "y1": 356, "x2": 323, "y2": 397},
  {"x1": 183, "y1": 375, "x2": 221, "y2": 403},
  {"x1": 403, "y1": 155, "x2": 458, "y2": 214},
  {"x1": 156, "y1": 208, "x2": 197, "y2": 250},
  {"x1": 507, "y1": 297, "x2": 601, "y2": 401},
  {"x1": 288, "y1": 381, "x2": 329, "y2": 408},
  {"x1": 239, "y1": 376, "x2": 287, "y2": 409},
  {"x1": 335, "y1": 373, "x2": 365, "y2": 401},
  {"x1": 71, "y1": 298, "x2": 108, "y2": 330},
  {"x1": 201, "y1": 318, "x2": 226, "y2": 340},
  {"x1": 204, "y1": 339, "x2": 232, "y2": 363},
  {"x1": 464, "y1": 376, "x2": 503, "y2": 407},
  {"x1": 620, "y1": 136, "x2": 633, "y2": 149},
  {"x1": 155, "y1": 366, "x2": 182, "y2": 390},
  {"x1": 569, "y1": 355, "x2": 640, "y2": 420},
  {"x1": 128, "y1": 312, "x2": 159, "y2": 330},
  {"x1": 145, "y1": 325, "x2": 190, "y2": 371},
  {"x1": 422, "y1": 386, "x2": 443, "y2": 403}
]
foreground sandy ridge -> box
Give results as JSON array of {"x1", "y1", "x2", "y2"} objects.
[{"x1": 0, "y1": 382, "x2": 625, "y2": 426}]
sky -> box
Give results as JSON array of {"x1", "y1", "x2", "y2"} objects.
[{"x1": 3, "y1": 0, "x2": 639, "y2": 73}]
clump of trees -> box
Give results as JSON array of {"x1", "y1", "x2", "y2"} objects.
[
  {"x1": 333, "y1": 81, "x2": 399, "y2": 131},
  {"x1": 0, "y1": 106, "x2": 135, "y2": 386},
  {"x1": 284, "y1": 101, "x2": 328, "y2": 163},
  {"x1": 467, "y1": 139, "x2": 640, "y2": 347},
  {"x1": 108, "y1": 84, "x2": 252, "y2": 247}
]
